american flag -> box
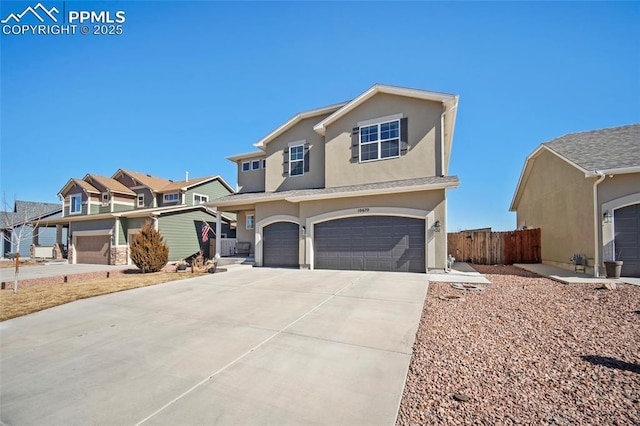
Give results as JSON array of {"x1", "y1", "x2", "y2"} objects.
[{"x1": 201, "y1": 222, "x2": 213, "y2": 243}]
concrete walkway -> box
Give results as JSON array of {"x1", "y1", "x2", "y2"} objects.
[
  {"x1": 514, "y1": 263, "x2": 640, "y2": 286},
  {"x1": 1, "y1": 267, "x2": 428, "y2": 425},
  {"x1": 427, "y1": 262, "x2": 491, "y2": 284}
]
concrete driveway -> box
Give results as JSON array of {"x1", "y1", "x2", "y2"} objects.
[{"x1": 0, "y1": 267, "x2": 428, "y2": 425}]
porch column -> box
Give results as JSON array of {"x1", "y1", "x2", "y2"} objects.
[
  {"x1": 56, "y1": 225, "x2": 63, "y2": 244},
  {"x1": 32, "y1": 226, "x2": 39, "y2": 246},
  {"x1": 215, "y1": 212, "x2": 222, "y2": 258}
]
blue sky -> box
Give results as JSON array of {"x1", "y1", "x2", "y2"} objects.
[{"x1": 1, "y1": 1, "x2": 638, "y2": 231}]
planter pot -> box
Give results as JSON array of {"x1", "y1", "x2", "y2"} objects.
[{"x1": 604, "y1": 261, "x2": 623, "y2": 279}]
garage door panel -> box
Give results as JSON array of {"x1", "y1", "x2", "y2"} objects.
[
  {"x1": 76, "y1": 235, "x2": 110, "y2": 265},
  {"x1": 263, "y1": 222, "x2": 299, "y2": 267},
  {"x1": 315, "y1": 216, "x2": 425, "y2": 273},
  {"x1": 615, "y1": 204, "x2": 639, "y2": 277}
]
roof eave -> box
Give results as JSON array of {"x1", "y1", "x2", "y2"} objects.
[{"x1": 585, "y1": 165, "x2": 640, "y2": 177}]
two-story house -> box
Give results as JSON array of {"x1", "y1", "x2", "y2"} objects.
[
  {"x1": 37, "y1": 170, "x2": 235, "y2": 265},
  {"x1": 210, "y1": 84, "x2": 460, "y2": 273}
]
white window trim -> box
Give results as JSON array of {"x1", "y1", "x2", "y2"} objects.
[
  {"x1": 289, "y1": 144, "x2": 305, "y2": 177},
  {"x1": 251, "y1": 160, "x2": 260, "y2": 170},
  {"x1": 163, "y1": 193, "x2": 180, "y2": 203},
  {"x1": 358, "y1": 118, "x2": 401, "y2": 163},
  {"x1": 357, "y1": 113, "x2": 403, "y2": 128},
  {"x1": 193, "y1": 193, "x2": 209, "y2": 204},
  {"x1": 246, "y1": 213, "x2": 255, "y2": 230},
  {"x1": 241, "y1": 161, "x2": 250, "y2": 172},
  {"x1": 101, "y1": 192, "x2": 110, "y2": 206},
  {"x1": 137, "y1": 194, "x2": 145, "y2": 208},
  {"x1": 70, "y1": 194, "x2": 82, "y2": 215}
]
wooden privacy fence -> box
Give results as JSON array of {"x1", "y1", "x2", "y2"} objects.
[{"x1": 447, "y1": 228, "x2": 541, "y2": 265}]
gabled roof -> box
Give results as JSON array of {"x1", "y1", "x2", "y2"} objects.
[
  {"x1": 1, "y1": 201, "x2": 61, "y2": 228},
  {"x1": 58, "y1": 178, "x2": 100, "y2": 197},
  {"x1": 113, "y1": 169, "x2": 172, "y2": 192},
  {"x1": 159, "y1": 175, "x2": 235, "y2": 194},
  {"x1": 253, "y1": 102, "x2": 348, "y2": 149},
  {"x1": 313, "y1": 84, "x2": 459, "y2": 136},
  {"x1": 543, "y1": 124, "x2": 640, "y2": 173},
  {"x1": 510, "y1": 124, "x2": 640, "y2": 211},
  {"x1": 83, "y1": 174, "x2": 135, "y2": 196}
]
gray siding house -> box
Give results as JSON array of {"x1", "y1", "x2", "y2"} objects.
[{"x1": 1, "y1": 201, "x2": 65, "y2": 258}]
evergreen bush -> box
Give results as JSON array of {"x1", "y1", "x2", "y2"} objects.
[{"x1": 130, "y1": 221, "x2": 169, "y2": 273}]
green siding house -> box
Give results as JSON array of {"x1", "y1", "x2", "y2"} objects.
[{"x1": 38, "y1": 170, "x2": 236, "y2": 265}]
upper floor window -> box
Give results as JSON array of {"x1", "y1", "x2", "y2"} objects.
[
  {"x1": 193, "y1": 193, "x2": 208, "y2": 204},
  {"x1": 360, "y1": 119, "x2": 400, "y2": 162},
  {"x1": 164, "y1": 193, "x2": 179, "y2": 203},
  {"x1": 251, "y1": 160, "x2": 260, "y2": 170},
  {"x1": 246, "y1": 213, "x2": 254, "y2": 230},
  {"x1": 70, "y1": 194, "x2": 82, "y2": 214},
  {"x1": 289, "y1": 144, "x2": 304, "y2": 176},
  {"x1": 242, "y1": 162, "x2": 250, "y2": 172},
  {"x1": 137, "y1": 194, "x2": 145, "y2": 208},
  {"x1": 101, "y1": 192, "x2": 110, "y2": 206}
]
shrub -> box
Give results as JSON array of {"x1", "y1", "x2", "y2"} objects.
[{"x1": 130, "y1": 221, "x2": 169, "y2": 273}]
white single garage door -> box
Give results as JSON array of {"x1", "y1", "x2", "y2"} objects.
[
  {"x1": 314, "y1": 216, "x2": 426, "y2": 273},
  {"x1": 615, "y1": 204, "x2": 640, "y2": 277},
  {"x1": 76, "y1": 235, "x2": 110, "y2": 265},
  {"x1": 263, "y1": 222, "x2": 299, "y2": 267}
]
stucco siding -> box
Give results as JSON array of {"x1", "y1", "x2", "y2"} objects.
[
  {"x1": 235, "y1": 210, "x2": 256, "y2": 254},
  {"x1": 516, "y1": 149, "x2": 595, "y2": 265},
  {"x1": 237, "y1": 158, "x2": 266, "y2": 193},
  {"x1": 323, "y1": 93, "x2": 442, "y2": 188},
  {"x1": 598, "y1": 173, "x2": 640, "y2": 205},
  {"x1": 265, "y1": 114, "x2": 332, "y2": 192}
]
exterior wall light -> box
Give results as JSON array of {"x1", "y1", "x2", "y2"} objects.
[
  {"x1": 603, "y1": 210, "x2": 612, "y2": 224},
  {"x1": 433, "y1": 220, "x2": 441, "y2": 232},
  {"x1": 300, "y1": 225, "x2": 306, "y2": 236}
]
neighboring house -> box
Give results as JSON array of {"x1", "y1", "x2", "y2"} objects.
[
  {"x1": 210, "y1": 84, "x2": 460, "y2": 273},
  {"x1": 38, "y1": 170, "x2": 236, "y2": 265},
  {"x1": 510, "y1": 124, "x2": 640, "y2": 277},
  {"x1": 1, "y1": 201, "x2": 64, "y2": 258}
]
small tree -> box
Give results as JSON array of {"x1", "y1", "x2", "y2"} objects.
[
  {"x1": 2, "y1": 197, "x2": 47, "y2": 293},
  {"x1": 129, "y1": 220, "x2": 169, "y2": 273}
]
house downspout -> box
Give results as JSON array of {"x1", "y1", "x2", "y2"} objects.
[{"x1": 592, "y1": 172, "x2": 606, "y2": 277}]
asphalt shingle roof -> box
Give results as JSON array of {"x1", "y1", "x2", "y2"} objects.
[
  {"x1": 543, "y1": 124, "x2": 640, "y2": 172},
  {"x1": 211, "y1": 176, "x2": 459, "y2": 205},
  {"x1": 1, "y1": 201, "x2": 61, "y2": 228}
]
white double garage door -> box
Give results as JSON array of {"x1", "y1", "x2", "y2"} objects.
[{"x1": 262, "y1": 216, "x2": 426, "y2": 273}]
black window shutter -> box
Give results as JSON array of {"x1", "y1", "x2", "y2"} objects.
[
  {"x1": 400, "y1": 117, "x2": 409, "y2": 155},
  {"x1": 351, "y1": 127, "x2": 359, "y2": 163},
  {"x1": 282, "y1": 148, "x2": 289, "y2": 177},
  {"x1": 304, "y1": 144, "x2": 310, "y2": 173}
]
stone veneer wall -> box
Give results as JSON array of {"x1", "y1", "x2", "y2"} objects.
[{"x1": 110, "y1": 247, "x2": 128, "y2": 266}]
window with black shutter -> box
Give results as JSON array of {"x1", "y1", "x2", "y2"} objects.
[{"x1": 354, "y1": 117, "x2": 408, "y2": 163}]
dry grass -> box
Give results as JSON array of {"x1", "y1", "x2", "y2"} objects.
[
  {"x1": 0, "y1": 272, "x2": 205, "y2": 321},
  {"x1": 0, "y1": 260, "x2": 41, "y2": 269}
]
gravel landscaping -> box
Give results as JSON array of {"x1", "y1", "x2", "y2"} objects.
[{"x1": 397, "y1": 265, "x2": 640, "y2": 425}]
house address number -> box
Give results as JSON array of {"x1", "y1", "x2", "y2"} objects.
[{"x1": 357, "y1": 208, "x2": 370, "y2": 213}]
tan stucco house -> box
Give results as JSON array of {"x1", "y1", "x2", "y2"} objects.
[
  {"x1": 510, "y1": 124, "x2": 640, "y2": 277},
  {"x1": 209, "y1": 84, "x2": 460, "y2": 273}
]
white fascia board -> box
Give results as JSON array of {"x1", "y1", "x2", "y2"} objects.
[
  {"x1": 285, "y1": 181, "x2": 460, "y2": 203},
  {"x1": 314, "y1": 84, "x2": 458, "y2": 136},
  {"x1": 226, "y1": 151, "x2": 266, "y2": 162},
  {"x1": 253, "y1": 102, "x2": 348, "y2": 148},
  {"x1": 586, "y1": 166, "x2": 640, "y2": 177}
]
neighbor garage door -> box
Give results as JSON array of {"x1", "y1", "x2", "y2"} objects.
[
  {"x1": 75, "y1": 235, "x2": 110, "y2": 265},
  {"x1": 615, "y1": 204, "x2": 640, "y2": 277},
  {"x1": 314, "y1": 216, "x2": 425, "y2": 273},
  {"x1": 263, "y1": 222, "x2": 299, "y2": 267}
]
